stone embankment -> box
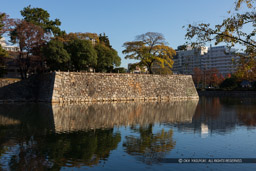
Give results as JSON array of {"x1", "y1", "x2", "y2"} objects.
[
  {"x1": 52, "y1": 72, "x2": 198, "y2": 102},
  {"x1": 0, "y1": 78, "x2": 20, "y2": 87},
  {"x1": 0, "y1": 72, "x2": 198, "y2": 102}
]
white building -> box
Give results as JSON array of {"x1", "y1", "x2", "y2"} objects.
[
  {"x1": 173, "y1": 45, "x2": 240, "y2": 76},
  {"x1": 0, "y1": 37, "x2": 19, "y2": 52},
  {"x1": 128, "y1": 63, "x2": 148, "y2": 74}
]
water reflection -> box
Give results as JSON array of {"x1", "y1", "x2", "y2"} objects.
[
  {"x1": 176, "y1": 97, "x2": 256, "y2": 136},
  {"x1": 0, "y1": 100, "x2": 198, "y2": 169},
  {"x1": 52, "y1": 101, "x2": 198, "y2": 132},
  {"x1": 123, "y1": 124, "x2": 175, "y2": 164},
  {"x1": 2, "y1": 129, "x2": 121, "y2": 170},
  {"x1": 1, "y1": 98, "x2": 256, "y2": 169}
]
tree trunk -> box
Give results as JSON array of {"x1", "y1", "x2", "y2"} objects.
[
  {"x1": 148, "y1": 62, "x2": 153, "y2": 74},
  {"x1": 19, "y1": 66, "x2": 24, "y2": 79},
  {"x1": 18, "y1": 53, "x2": 25, "y2": 79},
  {"x1": 148, "y1": 67, "x2": 153, "y2": 74}
]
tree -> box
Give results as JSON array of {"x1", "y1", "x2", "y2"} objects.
[
  {"x1": 177, "y1": 45, "x2": 187, "y2": 51},
  {"x1": 10, "y1": 20, "x2": 48, "y2": 79},
  {"x1": 220, "y1": 77, "x2": 238, "y2": 90},
  {"x1": 151, "y1": 65, "x2": 173, "y2": 75},
  {"x1": 20, "y1": 5, "x2": 63, "y2": 36},
  {"x1": 199, "y1": 68, "x2": 224, "y2": 88},
  {"x1": 184, "y1": 0, "x2": 256, "y2": 81},
  {"x1": 226, "y1": 73, "x2": 232, "y2": 78},
  {"x1": 113, "y1": 67, "x2": 126, "y2": 73},
  {"x1": 99, "y1": 33, "x2": 111, "y2": 48},
  {"x1": 96, "y1": 33, "x2": 121, "y2": 72},
  {"x1": 0, "y1": 45, "x2": 7, "y2": 77},
  {"x1": 45, "y1": 32, "x2": 121, "y2": 72},
  {"x1": 235, "y1": 0, "x2": 255, "y2": 10},
  {"x1": 0, "y1": 13, "x2": 5, "y2": 36},
  {"x1": 94, "y1": 43, "x2": 121, "y2": 72},
  {"x1": 219, "y1": 74, "x2": 225, "y2": 83},
  {"x1": 123, "y1": 32, "x2": 176, "y2": 74},
  {"x1": 0, "y1": 12, "x2": 15, "y2": 77},
  {"x1": 9, "y1": 6, "x2": 61, "y2": 78},
  {"x1": 0, "y1": 12, "x2": 16, "y2": 36},
  {"x1": 193, "y1": 67, "x2": 202, "y2": 88},
  {"x1": 42, "y1": 39, "x2": 70, "y2": 71},
  {"x1": 58, "y1": 32, "x2": 99, "y2": 44},
  {"x1": 235, "y1": 55, "x2": 256, "y2": 81},
  {"x1": 208, "y1": 68, "x2": 221, "y2": 87},
  {"x1": 65, "y1": 38, "x2": 97, "y2": 71},
  {"x1": 0, "y1": 13, "x2": 8, "y2": 77},
  {"x1": 62, "y1": 32, "x2": 120, "y2": 72}
]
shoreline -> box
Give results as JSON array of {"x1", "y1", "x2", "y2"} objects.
[{"x1": 198, "y1": 90, "x2": 256, "y2": 97}]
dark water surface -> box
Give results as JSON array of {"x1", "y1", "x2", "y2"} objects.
[{"x1": 0, "y1": 97, "x2": 256, "y2": 170}]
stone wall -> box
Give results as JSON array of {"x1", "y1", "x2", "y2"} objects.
[
  {"x1": 0, "y1": 76, "x2": 37, "y2": 102},
  {"x1": 0, "y1": 78, "x2": 20, "y2": 87},
  {"x1": 0, "y1": 72, "x2": 198, "y2": 102},
  {"x1": 0, "y1": 73, "x2": 55, "y2": 102},
  {"x1": 52, "y1": 72, "x2": 198, "y2": 103}
]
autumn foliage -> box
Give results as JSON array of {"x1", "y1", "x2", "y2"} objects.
[
  {"x1": 192, "y1": 67, "x2": 225, "y2": 88},
  {"x1": 185, "y1": 0, "x2": 256, "y2": 82},
  {"x1": 123, "y1": 32, "x2": 176, "y2": 74},
  {"x1": 1, "y1": 6, "x2": 121, "y2": 78}
]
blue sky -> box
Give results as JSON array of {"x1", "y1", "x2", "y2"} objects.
[{"x1": 1, "y1": 0, "x2": 237, "y2": 68}]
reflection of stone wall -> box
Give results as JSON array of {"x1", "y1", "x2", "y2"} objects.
[
  {"x1": 52, "y1": 100, "x2": 198, "y2": 132},
  {"x1": 0, "y1": 116, "x2": 20, "y2": 126},
  {"x1": 52, "y1": 72, "x2": 198, "y2": 102},
  {"x1": 0, "y1": 103, "x2": 55, "y2": 130}
]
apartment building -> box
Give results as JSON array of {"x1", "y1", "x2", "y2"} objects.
[{"x1": 173, "y1": 45, "x2": 240, "y2": 76}]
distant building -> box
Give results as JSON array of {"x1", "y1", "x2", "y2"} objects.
[
  {"x1": 0, "y1": 38, "x2": 21, "y2": 78},
  {"x1": 173, "y1": 45, "x2": 240, "y2": 77},
  {"x1": 128, "y1": 63, "x2": 148, "y2": 74},
  {"x1": 0, "y1": 37, "x2": 19, "y2": 52}
]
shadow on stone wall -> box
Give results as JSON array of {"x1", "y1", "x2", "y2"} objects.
[
  {"x1": 0, "y1": 78, "x2": 37, "y2": 102},
  {"x1": 0, "y1": 73, "x2": 55, "y2": 102}
]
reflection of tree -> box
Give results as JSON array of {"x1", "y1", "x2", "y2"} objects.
[
  {"x1": 0, "y1": 101, "x2": 197, "y2": 169},
  {"x1": 123, "y1": 124, "x2": 175, "y2": 164},
  {"x1": 0, "y1": 126, "x2": 9, "y2": 159},
  {"x1": 237, "y1": 107, "x2": 256, "y2": 126},
  {"x1": 194, "y1": 97, "x2": 221, "y2": 120},
  {"x1": 7, "y1": 129, "x2": 121, "y2": 170},
  {"x1": 218, "y1": 98, "x2": 256, "y2": 126}
]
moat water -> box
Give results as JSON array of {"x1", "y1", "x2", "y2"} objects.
[{"x1": 0, "y1": 97, "x2": 256, "y2": 170}]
